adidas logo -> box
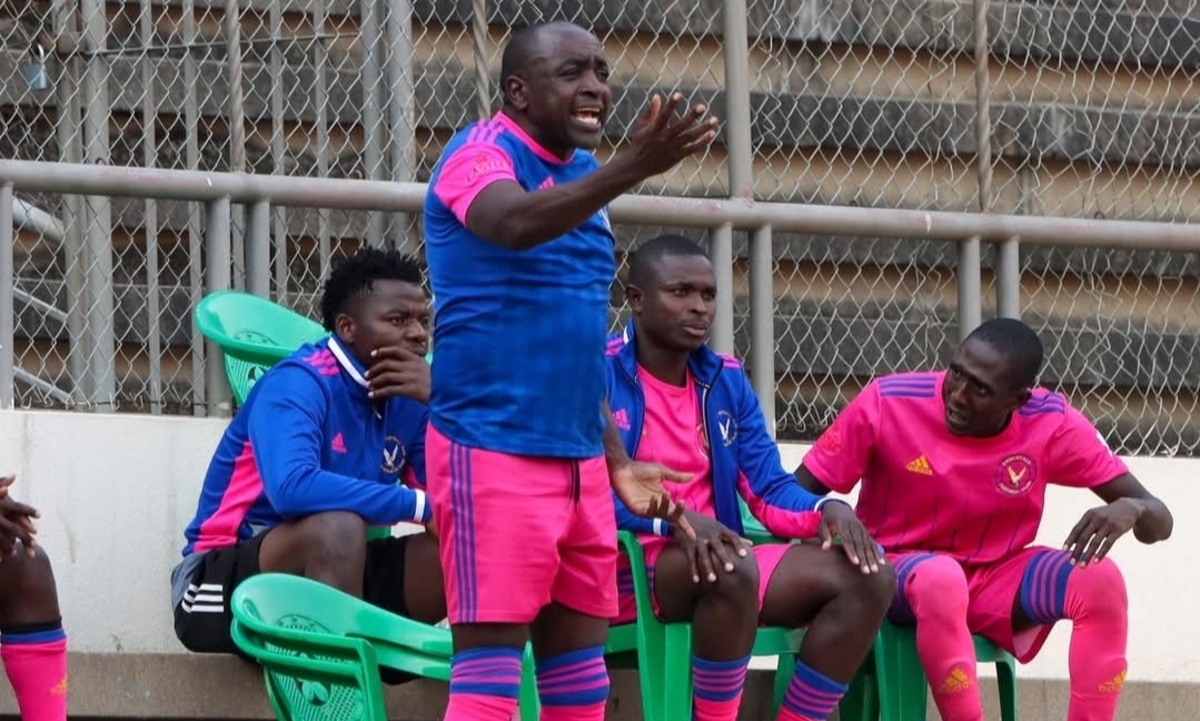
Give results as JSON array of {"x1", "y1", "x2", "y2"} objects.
[
  {"x1": 939, "y1": 667, "x2": 973, "y2": 695},
  {"x1": 906, "y1": 455, "x2": 933, "y2": 475},
  {"x1": 50, "y1": 676, "x2": 68, "y2": 696},
  {"x1": 1099, "y1": 669, "x2": 1126, "y2": 693},
  {"x1": 331, "y1": 433, "x2": 348, "y2": 454}
]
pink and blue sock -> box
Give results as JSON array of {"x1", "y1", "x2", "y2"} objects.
[
  {"x1": 535, "y1": 645, "x2": 609, "y2": 721},
  {"x1": 443, "y1": 646, "x2": 523, "y2": 721},
  {"x1": 1021, "y1": 551, "x2": 1128, "y2": 721},
  {"x1": 774, "y1": 659, "x2": 847, "y2": 721},
  {"x1": 692, "y1": 655, "x2": 750, "y2": 721},
  {"x1": 1, "y1": 620, "x2": 68, "y2": 721}
]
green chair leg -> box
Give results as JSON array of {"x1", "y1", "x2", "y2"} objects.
[
  {"x1": 773, "y1": 652, "x2": 795, "y2": 714},
  {"x1": 661, "y1": 622, "x2": 694, "y2": 721},
  {"x1": 838, "y1": 666, "x2": 881, "y2": 721},
  {"x1": 855, "y1": 620, "x2": 1020, "y2": 721},
  {"x1": 518, "y1": 644, "x2": 540, "y2": 721}
]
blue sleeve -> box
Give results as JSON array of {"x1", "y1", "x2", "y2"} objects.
[
  {"x1": 248, "y1": 366, "x2": 429, "y2": 525},
  {"x1": 612, "y1": 490, "x2": 672, "y2": 536},
  {"x1": 733, "y1": 371, "x2": 822, "y2": 513}
]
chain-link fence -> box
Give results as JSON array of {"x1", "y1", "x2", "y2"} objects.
[{"x1": 2, "y1": 0, "x2": 1200, "y2": 455}]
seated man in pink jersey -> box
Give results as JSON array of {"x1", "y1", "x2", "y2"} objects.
[
  {"x1": 794, "y1": 317, "x2": 1174, "y2": 721},
  {"x1": 607, "y1": 235, "x2": 894, "y2": 721},
  {"x1": 0, "y1": 475, "x2": 68, "y2": 721}
]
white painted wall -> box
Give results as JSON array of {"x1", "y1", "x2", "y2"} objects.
[{"x1": 3, "y1": 411, "x2": 1192, "y2": 683}]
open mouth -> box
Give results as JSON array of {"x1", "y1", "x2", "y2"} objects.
[
  {"x1": 571, "y1": 108, "x2": 603, "y2": 130},
  {"x1": 946, "y1": 408, "x2": 968, "y2": 428}
]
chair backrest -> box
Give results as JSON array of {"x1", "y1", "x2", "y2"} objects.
[
  {"x1": 194, "y1": 291, "x2": 327, "y2": 404},
  {"x1": 195, "y1": 291, "x2": 327, "y2": 365}
]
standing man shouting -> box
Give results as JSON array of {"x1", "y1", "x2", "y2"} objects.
[{"x1": 423, "y1": 20, "x2": 719, "y2": 721}]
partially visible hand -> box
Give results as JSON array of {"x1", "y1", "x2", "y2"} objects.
[
  {"x1": 0, "y1": 475, "x2": 38, "y2": 560},
  {"x1": 1063, "y1": 499, "x2": 1141, "y2": 567},
  {"x1": 610, "y1": 461, "x2": 695, "y2": 540},
  {"x1": 819, "y1": 501, "x2": 884, "y2": 574},
  {"x1": 366, "y1": 346, "x2": 430, "y2": 404},
  {"x1": 673, "y1": 511, "x2": 752, "y2": 584}
]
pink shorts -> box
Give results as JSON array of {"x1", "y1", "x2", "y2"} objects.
[
  {"x1": 615, "y1": 537, "x2": 792, "y2": 625},
  {"x1": 888, "y1": 545, "x2": 1065, "y2": 663},
  {"x1": 425, "y1": 423, "x2": 619, "y2": 625}
]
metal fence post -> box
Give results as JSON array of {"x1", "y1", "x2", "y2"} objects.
[
  {"x1": 205, "y1": 198, "x2": 234, "y2": 416},
  {"x1": 0, "y1": 184, "x2": 14, "y2": 409},
  {"x1": 471, "y1": 0, "x2": 490, "y2": 121},
  {"x1": 55, "y1": 0, "x2": 88, "y2": 405},
  {"x1": 360, "y1": 0, "x2": 387, "y2": 247},
  {"x1": 749, "y1": 225, "x2": 776, "y2": 435},
  {"x1": 387, "y1": 0, "x2": 416, "y2": 250},
  {"x1": 81, "y1": 0, "x2": 116, "y2": 411},
  {"x1": 227, "y1": 0, "x2": 248, "y2": 290},
  {"x1": 717, "y1": 0, "x2": 754, "y2": 358},
  {"x1": 246, "y1": 200, "x2": 272, "y2": 297},
  {"x1": 972, "y1": 0, "x2": 1020, "y2": 321}
]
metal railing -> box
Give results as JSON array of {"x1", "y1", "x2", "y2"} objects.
[{"x1": 4, "y1": 158, "x2": 1200, "y2": 432}]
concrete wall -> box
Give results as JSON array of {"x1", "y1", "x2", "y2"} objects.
[{"x1": 0, "y1": 409, "x2": 1194, "y2": 718}]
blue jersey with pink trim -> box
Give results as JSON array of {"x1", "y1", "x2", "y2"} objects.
[
  {"x1": 423, "y1": 112, "x2": 615, "y2": 458},
  {"x1": 179, "y1": 336, "x2": 431, "y2": 556}
]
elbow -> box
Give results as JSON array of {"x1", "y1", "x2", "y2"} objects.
[{"x1": 1135, "y1": 503, "x2": 1173, "y2": 544}]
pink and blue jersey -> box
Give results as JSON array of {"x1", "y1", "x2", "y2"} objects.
[
  {"x1": 633, "y1": 367, "x2": 718, "y2": 520},
  {"x1": 606, "y1": 322, "x2": 823, "y2": 540},
  {"x1": 802, "y1": 371, "x2": 1129, "y2": 566},
  {"x1": 180, "y1": 336, "x2": 430, "y2": 556},
  {"x1": 423, "y1": 111, "x2": 616, "y2": 458}
]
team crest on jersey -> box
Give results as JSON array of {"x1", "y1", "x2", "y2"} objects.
[
  {"x1": 697, "y1": 422, "x2": 710, "y2": 458},
  {"x1": 995, "y1": 454, "x2": 1036, "y2": 496},
  {"x1": 381, "y1": 435, "x2": 407, "y2": 475},
  {"x1": 716, "y1": 410, "x2": 738, "y2": 447}
]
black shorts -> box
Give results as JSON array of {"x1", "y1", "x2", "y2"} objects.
[{"x1": 173, "y1": 531, "x2": 416, "y2": 683}]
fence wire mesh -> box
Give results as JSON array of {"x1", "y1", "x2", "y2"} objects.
[{"x1": 2, "y1": 0, "x2": 1200, "y2": 455}]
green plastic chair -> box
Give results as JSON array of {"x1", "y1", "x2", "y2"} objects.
[
  {"x1": 606, "y1": 528, "x2": 804, "y2": 721},
  {"x1": 194, "y1": 290, "x2": 328, "y2": 405},
  {"x1": 839, "y1": 618, "x2": 1018, "y2": 721},
  {"x1": 230, "y1": 573, "x2": 540, "y2": 721}
]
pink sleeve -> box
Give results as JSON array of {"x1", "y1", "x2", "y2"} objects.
[
  {"x1": 1047, "y1": 405, "x2": 1130, "y2": 488},
  {"x1": 800, "y1": 382, "x2": 880, "y2": 494},
  {"x1": 736, "y1": 472, "x2": 822, "y2": 539},
  {"x1": 432, "y1": 142, "x2": 518, "y2": 225}
]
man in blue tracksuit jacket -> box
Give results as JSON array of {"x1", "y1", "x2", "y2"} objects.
[
  {"x1": 605, "y1": 234, "x2": 895, "y2": 721},
  {"x1": 170, "y1": 248, "x2": 444, "y2": 684}
]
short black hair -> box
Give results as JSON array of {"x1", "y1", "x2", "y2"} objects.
[
  {"x1": 964, "y1": 317, "x2": 1045, "y2": 388},
  {"x1": 627, "y1": 234, "x2": 709, "y2": 288},
  {"x1": 319, "y1": 247, "x2": 423, "y2": 332}
]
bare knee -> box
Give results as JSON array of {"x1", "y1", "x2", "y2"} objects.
[
  {"x1": 700, "y1": 553, "x2": 759, "y2": 607},
  {"x1": 301, "y1": 511, "x2": 368, "y2": 565},
  {"x1": 904, "y1": 555, "x2": 969, "y2": 620},
  {"x1": 858, "y1": 562, "x2": 897, "y2": 615},
  {"x1": 0, "y1": 545, "x2": 60, "y2": 622},
  {"x1": 261, "y1": 511, "x2": 368, "y2": 592}
]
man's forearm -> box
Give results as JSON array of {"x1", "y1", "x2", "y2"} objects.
[{"x1": 602, "y1": 401, "x2": 631, "y2": 472}]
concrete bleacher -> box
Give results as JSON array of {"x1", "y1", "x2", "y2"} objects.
[{"x1": 0, "y1": 408, "x2": 1193, "y2": 719}]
